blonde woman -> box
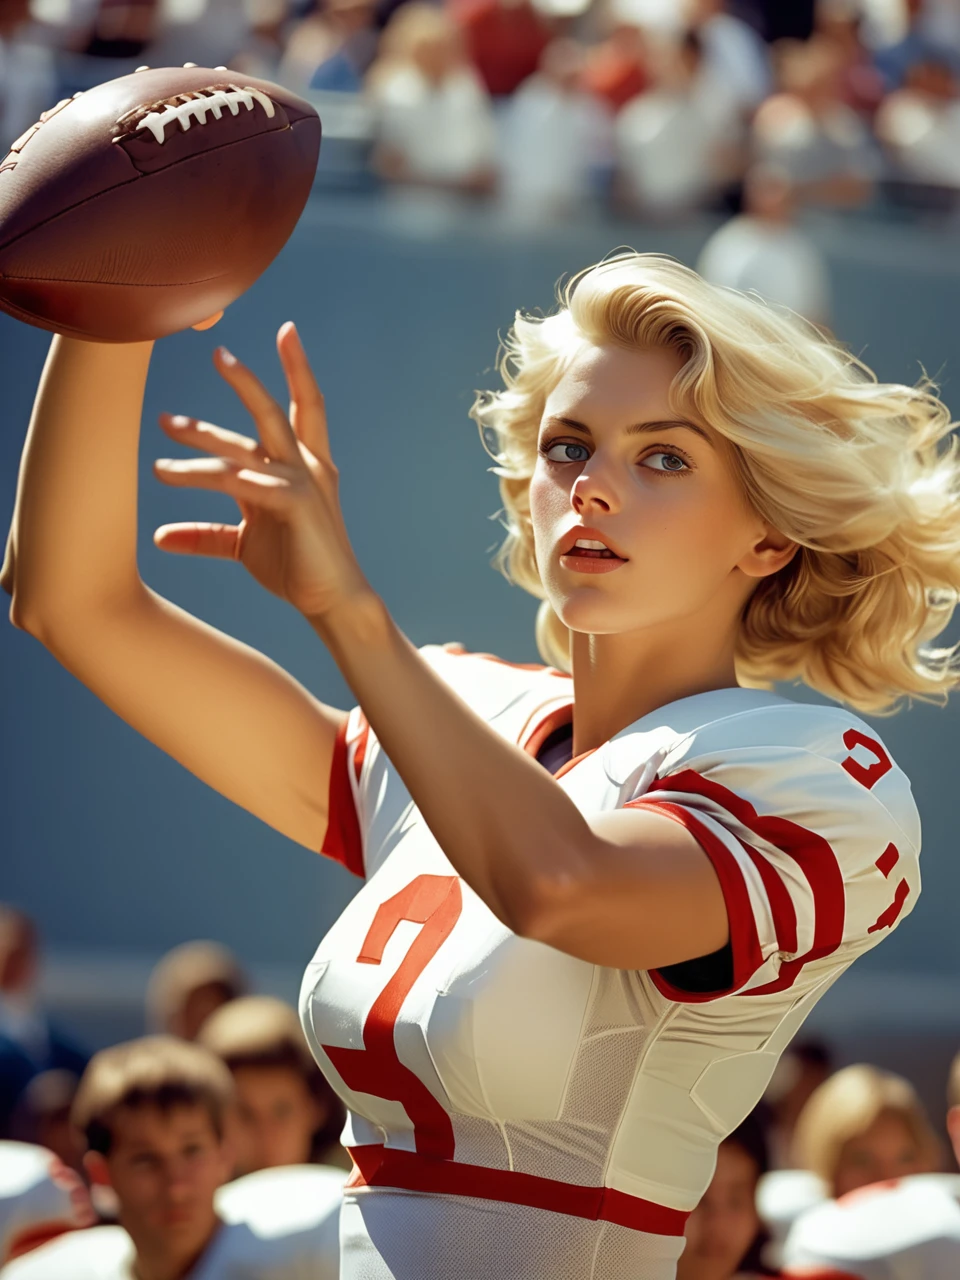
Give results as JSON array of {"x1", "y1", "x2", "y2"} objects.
[
  {"x1": 791, "y1": 1064, "x2": 942, "y2": 1198},
  {"x1": 4, "y1": 253, "x2": 959, "y2": 1280}
]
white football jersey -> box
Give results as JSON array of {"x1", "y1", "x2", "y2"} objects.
[
  {"x1": 0, "y1": 1141, "x2": 94, "y2": 1264},
  {"x1": 300, "y1": 646, "x2": 921, "y2": 1280},
  {"x1": 0, "y1": 1164, "x2": 346, "y2": 1279},
  {"x1": 782, "y1": 1175, "x2": 960, "y2": 1279}
]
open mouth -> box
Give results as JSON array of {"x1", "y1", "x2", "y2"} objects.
[{"x1": 562, "y1": 537, "x2": 626, "y2": 561}]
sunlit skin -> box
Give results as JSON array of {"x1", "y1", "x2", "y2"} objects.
[
  {"x1": 832, "y1": 1109, "x2": 937, "y2": 1198},
  {"x1": 84, "y1": 1104, "x2": 232, "y2": 1280},
  {"x1": 228, "y1": 1065, "x2": 324, "y2": 1174},
  {"x1": 528, "y1": 343, "x2": 798, "y2": 757},
  {"x1": 676, "y1": 1142, "x2": 762, "y2": 1280}
]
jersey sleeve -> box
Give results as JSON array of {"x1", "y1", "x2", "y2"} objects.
[
  {"x1": 623, "y1": 710, "x2": 921, "y2": 1002},
  {"x1": 318, "y1": 643, "x2": 563, "y2": 879}
]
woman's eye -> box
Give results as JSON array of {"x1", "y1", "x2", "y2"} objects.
[
  {"x1": 643, "y1": 451, "x2": 689, "y2": 474},
  {"x1": 542, "y1": 441, "x2": 589, "y2": 464}
]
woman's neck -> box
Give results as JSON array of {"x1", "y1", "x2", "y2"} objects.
[{"x1": 569, "y1": 621, "x2": 741, "y2": 758}]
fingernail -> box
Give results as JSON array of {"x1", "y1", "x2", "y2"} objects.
[
  {"x1": 218, "y1": 347, "x2": 236, "y2": 366},
  {"x1": 166, "y1": 415, "x2": 190, "y2": 429}
]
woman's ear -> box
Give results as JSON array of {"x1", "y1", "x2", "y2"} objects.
[{"x1": 739, "y1": 525, "x2": 799, "y2": 580}]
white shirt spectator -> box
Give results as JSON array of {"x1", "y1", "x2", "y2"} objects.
[
  {"x1": 371, "y1": 64, "x2": 496, "y2": 184},
  {"x1": 698, "y1": 10, "x2": 772, "y2": 111},
  {"x1": 2, "y1": 1164, "x2": 346, "y2": 1280},
  {"x1": 697, "y1": 215, "x2": 831, "y2": 326},
  {"x1": 782, "y1": 1175, "x2": 960, "y2": 1280},
  {"x1": 616, "y1": 69, "x2": 741, "y2": 214},
  {"x1": 0, "y1": 1141, "x2": 95, "y2": 1265},
  {"x1": 876, "y1": 87, "x2": 960, "y2": 188},
  {"x1": 499, "y1": 72, "x2": 612, "y2": 222}
]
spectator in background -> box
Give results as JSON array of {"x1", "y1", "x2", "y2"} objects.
[
  {"x1": 779, "y1": 1053, "x2": 960, "y2": 1277},
  {"x1": 230, "y1": 0, "x2": 292, "y2": 81},
  {"x1": 688, "y1": 0, "x2": 773, "y2": 113},
  {"x1": 0, "y1": 908, "x2": 87, "y2": 1139},
  {"x1": 873, "y1": 0, "x2": 960, "y2": 92},
  {"x1": 791, "y1": 1063, "x2": 942, "y2": 1199},
  {"x1": 499, "y1": 38, "x2": 613, "y2": 224},
  {"x1": 0, "y1": 1140, "x2": 95, "y2": 1266},
  {"x1": 0, "y1": 1, "x2": 57, "y2": 152},
  {"x1": 676, "y1": 1111, "x2": 774, "y2": 1280},
  {"x1": 449, "y1": 0, "x2": 553, "y2": 98},
  {"x1": 3, "y1": 1036, "x2": 343, "y2": 1279},
  {"x1": 697, "y1": 164, "x2": 832, "y2": 328},
  {"x1": 815, "y1": 0, "x2": 886, "y2": 120},
  {"x1": 9, "y1": 1069, "x2": 84, "y2": 1175},
  {"x1": 366, "y1": 4, "x2": 497, "y2": 195},
  {"x1": 615, "y1": 27, "x2": 744, "y2": 217},
  {"x1": 145, "y1": 940, "x2": 248, "y2": 1042},
  {"x1": 580, "y1": 0, "x2": 650, "y2": 111},
  {"x1": 752, "y1": 34, "x2": 879, "y2": 209},
  {"x1": 875, "y1": 54, "x2": 960, "y2": 200},
  {"x1": 197, "y1": 995, "x2": 348, "y2": 1174},
  {"x1": 277, "y1": 0, "x2": 378, "y2": 95}
]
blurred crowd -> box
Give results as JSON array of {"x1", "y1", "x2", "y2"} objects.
[
  {"x1": 1, "y1": 902, "x2": 959, "y2": 1277},
  {"x1": 5, "y1": 0, "x2": 960, "y2": 325}
]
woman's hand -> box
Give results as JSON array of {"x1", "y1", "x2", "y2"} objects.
[{"x1": 152, "y1": 321, "x2": 372, "y2": 621}]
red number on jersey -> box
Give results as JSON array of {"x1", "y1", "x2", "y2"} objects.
[
  {"x1": 867, "y1": 842, "x2": 910, "y2": 934},
  {"x1": 841, "y1": 729, "x2": 892, "y2": 790},
  {"x1": 321, "y1": 874, "x2": 462, "y2": 1159}
]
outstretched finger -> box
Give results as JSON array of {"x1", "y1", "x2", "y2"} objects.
[
  {"x1": 154, "y1": 456, "x2": 295, "y2": 513},
  {"x1": 154, "y1": 522, "x2": 240, "y2": 559},
  {"x1": 213, "y1": 346, "x2": 300, "y2": 465},
  {"x1": 158, "y1": 413, "x2": 268, "y2": 469},
  {"x1": 277, "y1": 322, "x2": 331, "y2": 463}
]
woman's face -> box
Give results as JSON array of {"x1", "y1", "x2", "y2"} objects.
[
  {"x1": 528, "y1": 342, "x2": 779, "y2": 643},
  {"x1": 833, "y1": 1109, "x2": 935, "y2": 1197},
  {"x1": 677, "y1": 1141, "x2": 761, "y2": 1280}
]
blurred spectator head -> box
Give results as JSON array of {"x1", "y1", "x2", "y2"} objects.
[
  {"x1": 145, "y1": 941, "x2": 248, "y2": 1041},
  {"x1": 538, "y1": 35, "x2": 586, "y2": 91},
  {"x1": 742, "y1": 162, "x2": 797, "y2": 220},
  {"x1": 197, "y1": 995, "x2": 343, "y2": 1174},
  {"x1": 71, "y1": 1037, "x2": 234, "y2": 1257},
  {"x1": 379, "y1": 4, "x2": 468, "y2": 85},
  {"x1": 776, "y1": 33, "x2": 847, "y2": 106},
  {"x1": 904, "y1": 55, "x2": 959, "y2": 101},
  {"x1": 677, "y1": 1110, "x2": 769, "y2": 1280},
  {"x1": 0, "y1": 908, "x2": 38, "y2": 1000},
  {"x1": 9, "y1": 1069, "x2": 83, "y2": 1174},
  {"x1": 791, "y1": 1064, "x2": 941, "y2": 1197},
  {"x1": 946, "y1": 1049, "x2": 960, "y2": 1162}
]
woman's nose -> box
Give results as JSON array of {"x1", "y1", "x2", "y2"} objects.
[{"x1": 571, "y1": 465, "x2": 618, "y2": 515}]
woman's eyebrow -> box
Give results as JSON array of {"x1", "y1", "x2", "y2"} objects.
[{"x1": 545, "y1": 414, "x2": 714, "y2": 446}]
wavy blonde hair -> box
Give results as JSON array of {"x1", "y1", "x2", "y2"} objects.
[{"x1": 471, "y1": 253, "x2": 960, "y2": 714}]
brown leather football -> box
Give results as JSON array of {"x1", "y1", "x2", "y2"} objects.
[{"x1": 0, "y1": 65, "x2": 321, "y2": 342}]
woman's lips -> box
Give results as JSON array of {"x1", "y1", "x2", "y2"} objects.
[{"x1": 559, "y1": 552, "x2": 628, "y2": 575}]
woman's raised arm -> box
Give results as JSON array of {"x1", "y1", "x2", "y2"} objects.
[{"x1": 4, "y1": 334, "x2": 346, "y2": 853}]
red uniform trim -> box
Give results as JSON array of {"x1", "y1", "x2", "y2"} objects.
[
  {"x1": 345, "y1": 1144, "x2": 690, "y2": 1237},
  {"x1": 640, "y1": 770, "x2": 846, "y2": 997},
  {"x1": 6, "y1": 1222, "x2": 79, "y2": 1262},
  {"x1": 320, "y1": 717, "x2": 365, "y2": 878},
  {"x1": 624, "y1": 799, "x2": 764, "y2": 1001}
]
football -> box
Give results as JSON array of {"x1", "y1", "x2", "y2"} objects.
[{"x1": 0, "y1": 65, "x2": 321, "y2": 342}]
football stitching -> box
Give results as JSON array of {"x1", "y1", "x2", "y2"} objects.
[
  {"x1": 0, "y1": 115, "x2": 315, "y2": 258},
  {"x1": 113, "y1": 84, "x2": 276, "y2": 145}
]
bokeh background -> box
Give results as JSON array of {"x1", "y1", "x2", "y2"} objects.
[{"x1": 1, "y1": 0, "x2": 959, "y2": 1180}]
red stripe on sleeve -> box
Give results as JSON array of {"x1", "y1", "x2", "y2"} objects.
[
  {"x1": 743, "y1": 843, "x2": 799, "y2": 956},
  {"x1": 320, "y1": 717, "x2": 365, "y2": 878},
  {"x1": 624, "y1": 798, "x2": 764, "y2": 1002},
  {"x1": 644, "y1": 770, "x2": 846, "y2": 996}
]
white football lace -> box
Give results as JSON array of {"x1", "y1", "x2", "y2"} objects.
[{"x1": 123, "y1": 85, "x2": 276, "y2": 145}]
